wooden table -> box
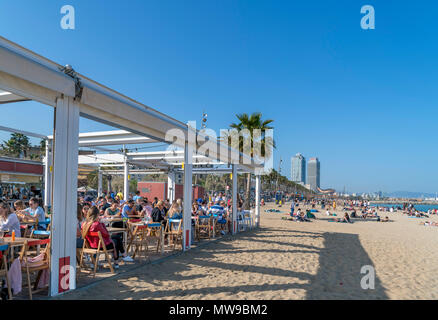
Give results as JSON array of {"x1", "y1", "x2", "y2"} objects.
[
  {"x1": 128, "y1": 222, "x2": 164, "y2": 254},
  {"x1": 1, "y1": 237, "x2": 35, "y2": 260},
  {"x1": 1, "y1": 237, "x2": 34, "y2": 247}
]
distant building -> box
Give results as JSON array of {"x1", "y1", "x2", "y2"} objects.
[
  {"x1": 307, "y1": 157, "x2": 320, "y2": 191},
  {"x1": 291, "y1": 153, "x2": 306, "y2": 185}
]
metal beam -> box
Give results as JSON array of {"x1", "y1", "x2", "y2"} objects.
[
  {"x1": 0, "y1": 90, "x2": 29, "y2": 104},
  {"x1": 0, "y1": 125, "x2": 48, "y2": 140},
  {"x1": 48, "y1": 130, "x2": 158, "y2": 147}
]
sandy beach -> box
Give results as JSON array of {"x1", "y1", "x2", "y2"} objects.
[{"x1": 59, "y1": 202, "x2": 438, "y2": 300}]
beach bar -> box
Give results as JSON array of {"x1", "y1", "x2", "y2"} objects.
[{"x1": 0, "y1": 36, "x2": 264, "y2": 297}]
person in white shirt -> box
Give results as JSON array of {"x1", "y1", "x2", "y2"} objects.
[{"x1": 0, "y1": 200, "x2": 21, "y2": 237}]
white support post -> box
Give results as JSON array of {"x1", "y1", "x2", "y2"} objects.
[
  {"x1": 255, "y1": 175, "x2": 261, "y2": 228},
  {"x1": 97, "y1": 170, "x2": 103, "y2": 196},
  {"x1": 123, "y1": 157, "x2": 129, "y2": 201},
  {"x1": 167, "y1": 170, "x2": 175, "y2": 203},
  {"x1": 50, "y1": 96, "x2": 79, "y2": 296},
  {"x1": 43, "y1": 139, "x2": 52, "y2": 209},
  {"x1": 183, "y1": 141, "x2": 193, "y2": 251},
  {"x1": 232, "y1": 164, "x2": 237, "y2": 234}
]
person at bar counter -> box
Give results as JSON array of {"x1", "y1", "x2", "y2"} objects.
[
  {"x1": 81, "y1": 206, "x2": 133, "y2": 269},
  {"x1": 0, "y1": 200, "x2": 21, "y2": 237}
]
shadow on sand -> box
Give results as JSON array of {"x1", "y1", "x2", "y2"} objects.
[
  {"x1": 305, "y1": 231, "x2": 387, "y2": 299},
  {"x1": 63, "y1": 226, "x2": 388, "y2": 300}
]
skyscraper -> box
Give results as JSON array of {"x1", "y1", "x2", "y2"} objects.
[
  {"x1": 291, "y1": 153, "x2": 306, "y2": 185},
  {"x1": 307, "y1": 157, "x2": 320, "y2": 191}
]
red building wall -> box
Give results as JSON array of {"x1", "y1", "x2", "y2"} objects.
[
  {"x1": 193, "y1": 186, "x2": 205, "y2": 200},
  {"x1": 0, "y1": 159, "x2": 43, "y2": 175},
  {"x1": 175, "y1": 184, "x2": 183, "y2": 200},
  {"x1": 137, "y1": 182, "x2": 167, "y2": 201},
  {"x1": 137, "y1": 182, "x2": 205, "y2": 202}
]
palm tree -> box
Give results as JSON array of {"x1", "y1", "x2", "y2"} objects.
[
  {"x1": 1, "y1": 133, "x2": 31, "y2": 158},
  {"x1": 227, "y1": 112, "x2": 275, "y2": 209}
]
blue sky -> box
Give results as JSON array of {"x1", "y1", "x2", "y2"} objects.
[{"x1": 1, "y1": 0, "x2": 437, "y2": 194}]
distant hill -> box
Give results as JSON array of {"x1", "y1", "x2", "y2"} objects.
[{"x1": 385, "y1": 191, "x2": 436, "y2": 199}]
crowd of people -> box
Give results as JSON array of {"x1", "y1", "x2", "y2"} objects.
[
  {"x1": 278, "y1": 197, "x2": 397, "y2": 224},
  {"x1": 73, "y1": 190, "x2": 248, "y2": 267}
]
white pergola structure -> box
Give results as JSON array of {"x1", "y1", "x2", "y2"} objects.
[
  {"x1": 75, "y1": 147, "x2": 262, "y2": 233},
  {"x1": 0, "y1": 36, "x2": 264, "y2": 297}
]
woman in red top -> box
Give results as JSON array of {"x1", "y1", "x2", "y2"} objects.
[{"x1": 81, "y1": 206, "x2": 133, "y2": 269}]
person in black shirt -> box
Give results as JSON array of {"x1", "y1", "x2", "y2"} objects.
[
  {"x1": 151, "y1": 200, "x2": 166, "y2": 223},
  {"x1": 100, "y1": 197, "x2": 110, "y2": 212},
  {"x1": 135, "y1": 197, "x2": 143, "y2": 214}
]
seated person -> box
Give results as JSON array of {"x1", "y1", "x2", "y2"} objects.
[
  {"x1": 167, "y1": 202, "x2": 182, "y2": 220},
  {"x1": 141, "y1": 200, "x2": 153, "y2": 221},
  {"x1": 23, "y1": 197, "x2": 47, "y2": 230},
  {"x1": 135, "y1": 197, "x2": 144, "y2": 216},
  {"x1": 209, "y1": 201, "x2": 227, "y2": 224},
  {"x1": 343, "y1": 212, "x2": 351, "y2": 223},
  {"x1": 216, "y1": 201, "x2": 228, "y2": 228},
  {"x1": 306, "y1": 209, "x2": 316, "y2": 219},
  {"x1": 98, "y1": 197, "x2": 110, "y2": 213},
  {"x1": 151, "y1": 201, "x2": 166, "y2": 223},
  {"x1": 13, "y1": 200, "x2": 29, "y2": 221},
  {"x1": 0, "y1": 200, "x2": 21, "y2": 237},
  {"x1": 192, "y1": 202, "x2": 200, "y2": 217},
  {"x1": 104, "y1": 201, "x2": 121, "y2": 217},
  {"x1": 121, "y1": 200, "x2": 136, "y2": 219},
  {"x1": 81, "y1": 206, "x2": 133, "y2": 268},
  {"x1": 297, "y1": 211, "x2": 309, "y2": 222},
  {"x1": 76, "y1": 204, "x2": 85, "y2": 249}
]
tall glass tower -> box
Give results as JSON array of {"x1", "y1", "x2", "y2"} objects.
[
  {"x1": 307, "y1": 157, "x2": 320, "y2": 191},
  {"x1": 291, "y1": 153, "x2": 306, "y2": 185}
]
